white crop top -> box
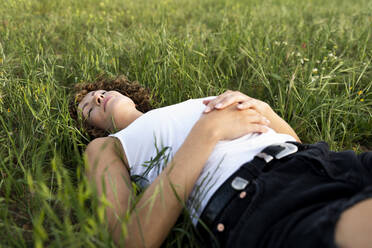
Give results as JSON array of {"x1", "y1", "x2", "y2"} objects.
[{"x1": 110, "y1": 97, "x2": 296, "y2": 225}]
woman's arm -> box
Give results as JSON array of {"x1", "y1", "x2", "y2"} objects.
[
  {"x1": 203, "y1": 90, "x2": 301, "y2": 143},
  {"x1": 260, "y1": 107, "x2": 301, "y2": 143},
  {"x1": 85, "y1": 105, "x2": 269, "y2": 248}
]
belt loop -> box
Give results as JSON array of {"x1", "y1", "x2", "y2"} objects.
[{"x1": 258, "y1": 142, "x2": 298, "y2": 162}]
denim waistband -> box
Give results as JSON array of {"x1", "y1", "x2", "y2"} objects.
[{"x1": 197, "y1": 142, "x2": 309, "y2": 247}]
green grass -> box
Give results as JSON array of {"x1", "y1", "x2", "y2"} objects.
[{"x1": 0, "y1": 0, "x2": 371, "y2": 246}]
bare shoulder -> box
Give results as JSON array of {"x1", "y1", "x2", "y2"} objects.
[{"x1": 86, "y1": 137, "x2": 130, "y2": 171}]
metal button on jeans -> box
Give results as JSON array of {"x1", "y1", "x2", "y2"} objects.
[{"x1": 217, "y1": 223, "x2": 225, "y2": 232}]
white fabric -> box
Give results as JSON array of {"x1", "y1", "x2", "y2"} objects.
[{"x1": 110, "y1": 97, "x2": 296, "y2": 225}]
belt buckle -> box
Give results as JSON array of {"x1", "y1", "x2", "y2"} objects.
[{"x1": 256, "y1": 142, "x2": 298, "y2": 163}]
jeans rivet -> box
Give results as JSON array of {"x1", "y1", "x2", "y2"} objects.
[
  {"x1": 217, "y1": 223, "x2": 225, "y2": 232},
  {"x1": 239, "y1": 191, "x2": 247, "y2": 199}
]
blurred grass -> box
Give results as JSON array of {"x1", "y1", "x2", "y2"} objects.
[{"x1": 0, "y1": 0, "x2": 371, "y2": 247}]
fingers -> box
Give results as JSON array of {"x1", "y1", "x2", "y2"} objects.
[
  {"x1": 243, "y1": 110, "x2": 270, "y2": 131},
  {"x1": 203, "y1": 90, "x2": 232, "y2": 111},
  {"x1": 203, "y1": 99, "x2": 211, "y2": 105},
  {"x1": 239, "y1": 110, "x2": 270, "y2": 134},
  {"x1": 236, "y1": 98, "x2": 261, "y2": 110},
  {"x1": 245, "y1": 111, "x2": 270, "y2": 126},
  {"x1": 239, "y1": 109, "x2": 270, "y2": 134},
  {"x1": 202, "y1": 105, "x2": 271, "y2": 140},
  {"x1": 246, "y1": 124, "x2": 269, "y2": 133},
  {"x1": 204, "y1": 90, "x2": 251, "y2": 113},
  {"x1": 237, "y1": 101, "x2": 254, "y2": 110}
]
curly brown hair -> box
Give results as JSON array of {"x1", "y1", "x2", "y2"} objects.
[{"x1": 69, "y1": 75, "x2": 153, "y2": 138}]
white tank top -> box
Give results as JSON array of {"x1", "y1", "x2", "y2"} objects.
[{"x1": 110, "y1": 97, "x2": 296, "y2": 225}]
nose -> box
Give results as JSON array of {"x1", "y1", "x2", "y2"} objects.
[{"x1": 93, "y1": 92, "x2": 105, "y2": 105}]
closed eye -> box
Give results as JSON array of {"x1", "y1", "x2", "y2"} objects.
[{"x1": 88, "y1": 108, "x2": 93, "y2": 118}]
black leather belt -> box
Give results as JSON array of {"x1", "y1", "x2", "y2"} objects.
[{"x1": 197, "y1": 142, "x2": 301, "y2": 247}]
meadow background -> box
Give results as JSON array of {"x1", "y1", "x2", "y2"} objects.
[{"x1": 0, "y1": 0, "x2": 371, "y2": 246}]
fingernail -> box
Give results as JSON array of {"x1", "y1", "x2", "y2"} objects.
[
  {"x1": 264, "y1": 118, "x2": 270, "y2": 124},
  {"x1": 215, "y1": 103, "x2": 222, "y2": 108},
  {"x1": 204, "y1": 106, "x2": 211, "y2": 113}
]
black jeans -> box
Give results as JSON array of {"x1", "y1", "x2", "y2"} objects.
[{"x1": 200, "y1": 142, "x2": 372, "y2": 248}]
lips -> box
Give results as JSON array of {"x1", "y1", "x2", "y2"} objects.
[{"x1": 103, "y1": 96, "x2": 112, "y2": 111}]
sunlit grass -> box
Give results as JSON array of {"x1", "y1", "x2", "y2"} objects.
[{"x1": 0, "y1": 0, "x2": 371, "y2": 246}]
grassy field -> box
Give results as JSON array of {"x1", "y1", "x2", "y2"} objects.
[{"x1": 0, "y1": 0, "x2": 371, "y2": 246}]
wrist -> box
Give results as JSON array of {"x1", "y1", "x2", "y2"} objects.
[
  {"x1": 262, "y1": 105, "x2": 276, "y2": 122},
  {"x1": 193, "y1": 117, "x2": 221, "y2": 144},
  {"x1": 261, "y1": 102, "x2": 273, "y2": 117}
]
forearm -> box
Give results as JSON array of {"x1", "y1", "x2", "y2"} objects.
[
  {"x1": 202, "y1": 91, "x2": 301, "y2": 142},
  {"x1": 122, "y1": 120, "x2": 219, "y2": 248},
  {"x1": 265, "y1": 108, "x2": 301, "y2": 143}
]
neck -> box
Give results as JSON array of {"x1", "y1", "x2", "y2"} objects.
[{"x1": 113, "y1": 108, "x2": 143, "y2": 131}]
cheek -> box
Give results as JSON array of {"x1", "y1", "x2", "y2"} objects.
[
  {"x1": 108, "y1": 105, "x2": 121, "y2": 122},
  {"x1": 89, "y1": 113, "x2": 109, "y2": 130},
  {"x1": 109, "y1": 98, "x2": 134, "y2": 114},
  {"x1": 108, "y1": 100, "x2": 134, "y2": 123},
  {"x1": 119, "y1": 97, "x2": 135, "y2": 105}
]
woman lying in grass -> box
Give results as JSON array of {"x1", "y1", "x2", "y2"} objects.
[{"x1": 70, "y1": 76, "x2": 372, "y2": 248}]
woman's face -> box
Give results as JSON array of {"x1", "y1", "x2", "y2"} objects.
[{"x1": 78, "y1": 90, "x2": 135, "y2": 130}]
